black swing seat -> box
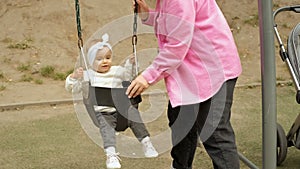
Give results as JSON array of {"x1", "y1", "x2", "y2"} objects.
[{"x1": 82, "y1": 81, "x2": 142, "y2": 132}]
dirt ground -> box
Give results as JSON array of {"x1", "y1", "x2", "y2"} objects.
[
  {"x1": 0, "y1": 0, "x2": 300, "y2": 105},
  {"x1": 1, "y1": 0, "x2": 300, "y2": 168}
]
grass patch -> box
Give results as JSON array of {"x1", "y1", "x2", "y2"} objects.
[
  {"x1": 19, "y1": 75, "x2": 43, "y2": 84},
  {"x1": 20, "y1": 74, "x2": 33, "y2": 82},
  {"x1": 53, "y1": 72, "x2": 67, "y2": 81},
  {"x1": 0, "y1": 72, "x2": 4, "y2": 79},
  {"x1": 40, "y1": 65, "x2": 55, "y2": 77},
  {"x1": 8, "y1": 39, "x2": 32, "y2": 50},
  {"x1": 244, "y1": 14, "x2": 259, "y2": 27},
  {"x1": 34, "y1": 79, "x2": 43, "y2": 84},
  {"x1": 0, "y1": 86, "x2": 299, "y2": 169},
  {"x1": 6, "y1": 37, "x2": 33, "y2": 50},
  {"x1": 40, "y1": 65, "x2": 70, "y2": 81},
  {"x1": 15, "y1": 64, "x2": 70, "y2": 82},
  {"x1": 0, "y1": 85, "x2": 5, "y2": 91},
  {"x1": 17, "y1": 63, "x2": 31, "y2": 72},
  {"x1": 3, "y1": 57, "x2": 11, "y2": 63}
]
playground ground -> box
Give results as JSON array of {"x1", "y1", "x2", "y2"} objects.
[
  {"x1": 0, "y1": 0, "x2": 300, "y2": 168},
  {"x1": 1, "y1": 85, "x2": 300, "y2": 169}
]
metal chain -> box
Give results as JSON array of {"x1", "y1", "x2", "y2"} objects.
[
  {"x1": 74, "y1": 0, "x2": 90, "y2": 79},
  {"x1": 132, "y1": 0, "x2": 139, "y2": 77},
  {"x1": 75, "y1": 0, "x2": 138, "y2": 79},
  {"x1": 75, "y1": 0, "x2": 83, "y2": 48}
]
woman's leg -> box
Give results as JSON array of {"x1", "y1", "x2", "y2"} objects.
[
  {"x1": 200, "y1": 78, "x2": 240, "y2": 169},
  {"x1": 168, "y1": 103, "x2": 199, "y2": 169}
]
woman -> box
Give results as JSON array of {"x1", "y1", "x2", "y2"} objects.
[{"x1": 127, "y1": 0, "x2": 242, "y2": 168}]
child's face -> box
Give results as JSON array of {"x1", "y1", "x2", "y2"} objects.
[{"x1": 92, "y1": 46, "x2": 112, "y2": 73}]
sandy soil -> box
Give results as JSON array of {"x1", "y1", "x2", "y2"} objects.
[
  {"x1": 1, "y1": 1, "x2": 300, "y2": 168},
  {"x1": 0, "y1": 0, "x2": 299, "y2": 105}
]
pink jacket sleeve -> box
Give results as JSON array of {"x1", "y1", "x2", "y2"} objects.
[
  {"x1": 142, "y1": 1, "x2": 196, "y2": 84},
  {"x1": 141, "y1": 9, "x2": 157, "y2": 26}
]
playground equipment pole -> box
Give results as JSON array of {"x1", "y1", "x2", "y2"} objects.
[{"x1": 258, "y1": 0, "x2": 277, "y2": 168}]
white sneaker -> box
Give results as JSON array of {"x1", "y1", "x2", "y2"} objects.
[
  {"x1": 106, "y1": 153, "x2": 121, "y2": 169},
  {"x1": 141, "y1": 137, "x2": 159, "y2": 158}
]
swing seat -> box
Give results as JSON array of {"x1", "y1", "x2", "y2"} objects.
[
  {"x1": 74, "y1": 0, "x2": 142, "y2": 133},
  {"x1": 82, "y1": 81, "x2": 142, "y2": 132}
]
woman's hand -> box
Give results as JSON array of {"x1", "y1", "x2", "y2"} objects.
[
  {"x1": 126, "y1": 75, "x2": 149, "y2": 98},
  {"x1": 132, "y1": 0, "x2": 150, "y2": 21}
]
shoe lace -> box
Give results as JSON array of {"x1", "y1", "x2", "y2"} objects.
[
  {"x1": 143, "y1": 141, "x2": 155, "y2": 151},
  {"x1": 107, "y1": 152, "x2": 121, "y2": 162}
]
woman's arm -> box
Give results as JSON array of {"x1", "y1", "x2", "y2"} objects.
[
  {"x1": 135, "y1": 0, "x2": 157, "y2": 26},
  {"x1": 142, "y1": 0, "x2": 196, "y2": 84},
  {"x1": 127, "y1": 1, "x2": 196, "y2": 98}
]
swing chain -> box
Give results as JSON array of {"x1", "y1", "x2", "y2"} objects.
[
  {"x1": 132, "y1": 0, "x2": 139, "y2": 77},
  {"x1": 132, "y1": 0, "x2": 138, "y2": 47},
  {"x1": 74, "y1": 0, "x2": 90, "y2": 80},
  {"x1": 75, "y1": 0, "x2": 83, "y2": 48}
]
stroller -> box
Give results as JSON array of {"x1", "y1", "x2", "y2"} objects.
[{"x1": 273, "y1": 5, "x2": 300, "y2": 166}]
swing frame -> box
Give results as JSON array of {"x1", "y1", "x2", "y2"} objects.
[{"x1": 74, "y1": 0, "x2": 142, "y2": 131}]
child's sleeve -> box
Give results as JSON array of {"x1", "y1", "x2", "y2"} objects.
[
  {"x1": 122, "y1": 59, "x2": 134, "y2": 81},
  {"x1": 65, "y1": 74, "x2": 82, "y2": 93}
]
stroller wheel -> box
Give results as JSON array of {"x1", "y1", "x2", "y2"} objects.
[
  {"x1": 277, "y1": 123, "x2": 288, "y2": 166},
  {"x1": 296, "y1": 90, "x2": 300, "y2": 104},
  {"x1": 295, "y1": 128, "x2": 300, "y2": 149}
]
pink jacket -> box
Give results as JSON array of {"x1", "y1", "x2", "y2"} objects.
[{"x1": 141, "y1": 0, "x2": 242, "y2": 107}]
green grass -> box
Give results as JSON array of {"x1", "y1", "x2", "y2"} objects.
[
  {"x1": 0, "y1": 85, "x2": 5, "y2": 91},
  {"x1": 53, "y1": 72, "x2": 68, "y2": 81},
  {"x1": 20, "y1": 74, "x2": 33, "y2": 82},
  {"x1": 34, "y1": 79, "x2": 43, "y2": 84},
  {"x1": 8, "y1": 40, "x2": 32, "y2": 50},
  {"x1": 14, "y1": 64, "x2": 70, "y2": 83},
  {"x1": 243, "y1": 14, "x2": 259, "y2": 27},
  {"x1": 0, "y1": 86, "x2": 299, "y2": 169},
  {"x1": 17, "y1": 63, "x2": 31, "y2": 72},
  {"x1": 40, "y1": 66, "x2": 55, "y2": 78},
  {"x1": 40, "y1": 66, "x2": 70, "y2": 81},
  {"x1": 6, "y1": 38, "x2": 33, "y2": 50},
  {"x1": 230, "y1": 86, "x2": 300, "y2": 169},
  {"x1": 0, "y1": 72, "x2": 4, "y2": 79}
]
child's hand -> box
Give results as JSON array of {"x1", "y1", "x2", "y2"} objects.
[
  {"x1": 70, "y1": 67, "x2": 84, "y2": 79},
  {"x1": 129, "y1": 54, "x2": 135, "y2": 64}
]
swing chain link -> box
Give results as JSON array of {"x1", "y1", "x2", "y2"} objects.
[
  {"x1": 132, "y1": 0, "x2": 139, "y2": 78},
  {"x1": 75, "y1": 0, "x2": 83, "y2": 49},
  {"x1": 132, "y1": 0, "x2": 138, "y2": 47}
]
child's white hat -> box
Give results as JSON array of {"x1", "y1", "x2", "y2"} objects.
[{"x1": 87, "y1": 33, "x2": 112, "y2": 66}]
